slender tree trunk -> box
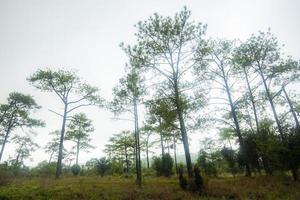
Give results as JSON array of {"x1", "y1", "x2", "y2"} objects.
[
  {"x1": 49, "y1": 151, "x2": 54, "y2": 164},
  {"x1": 282, "y1": 86, "x2": 300, "y2": 131},
  {"x1": 15, "y1": 151, "x2": 21, "y2": 165},
  {"x1": 0, "y1": 125, "x2": 12, "y2": 162},
  {"x1": 167, "y1": 139, "x2": 170, "y2": 154},
  {"x1": 221, "y1": 66, "x2": 251, "y2": 176},
  {"x1": 174, "y1": 80, "x2": 194, "y2": 178},
  {"x1": 244, "y1": 67, "x2": 273, "y2": 175},
  {"x1": 243, "y1": 67, "x2": 259, "y2": 133},
  {"x1": 228, "y1": 139, "x2": 233, "y2": 150},
  {"x1": 261, "y1": 154, "x2": 272, "y2": 175},
  {"x1": 173, "y1": 136, "x2": 178, "y2": 175},
  {"x1": 146, "y1": 141, "x2": 149, "y2": 169},
  {"x1": 159, "y1": 118, "x2": 165, "y2": 156},
  {"x1": 133, "y1": 98, "x2": 142, "y2": 186},
  {"x1": 124, "y1": 147, "x2": 129, "y2": 173},
  {"x1": 76, "y1": 138, "x2": 80, "y2": 165},
  {"x1": 56, "y1": 103, "x2": 68, "y2": 178},
  {"x1": 257, "y1": 66, "x2": 284, "y2": 141},
  {"x1": 282, "y1": 86, "x2": 300, "y2": 181}
]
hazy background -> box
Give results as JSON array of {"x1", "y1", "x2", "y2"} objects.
[{"x1": 0, "y1": 0, "x2": 299, "y2": 165}]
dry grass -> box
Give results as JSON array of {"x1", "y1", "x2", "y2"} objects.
[
  {"x1": 0, "y1": 175, "x2": 299, "y2": 200},
  {"x1": 205, "y1": 175, "x2": 300, "y2": 200}
]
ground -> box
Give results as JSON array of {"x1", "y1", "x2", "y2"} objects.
[{"x1": 0, "y1": 175, "x2": 299, "y2": 200}]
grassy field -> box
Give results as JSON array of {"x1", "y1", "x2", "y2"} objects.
[{"x1": 0, "y1": 175, "x2": 299, "y2": 200}]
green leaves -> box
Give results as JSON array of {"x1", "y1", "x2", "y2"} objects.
[
  {"x1": 66, "y1": 113, "x2": 94, "y2": 146},
  {"x1": 0, "y1": 92, "x2": 44, "y2": 131},
  {"x1": 28, "y1": 69, "x2": 104, "y2": 110},
  {"x1": 11, "y1": 135, "x2": 39, "y2": 164},
  {"x1": 28, "y1": 69, "x2": 79, "y2": 94},
  {"x1": 110, "y1": 66, "x2": 145, "y2": 116}
]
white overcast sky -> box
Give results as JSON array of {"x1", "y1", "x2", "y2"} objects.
[{"x1": 0, "y1": 0, "x2": 299, "y2": 166}]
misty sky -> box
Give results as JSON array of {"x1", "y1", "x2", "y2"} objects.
[{"x1": 0, "y1": 0, "x2": 299, "y2": 165}]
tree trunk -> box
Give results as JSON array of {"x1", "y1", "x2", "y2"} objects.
[
  {"x1": 49, "y1": 151, "x2": 54, "y2": 164},
  {"x1": 167, "y1": 139, "x2": 170, "y2": 154},
  {"x1": 174, "y1": 80, "x2": 194, "y2": 178},
  {"x1": 221, "y1": 66, "x2": 251, "y2": 176},
  {"x1": 146, "y1": 140, "x2": 149, "y2": 169},
  {"x1": 282, "y1": 86, "x2": 299, "y2": 181},
  {"x1": 291, "y1": 166, "x2": 299, "y2": 181},
  {"x1": 76, "y1": 138, "x2": 80, "y2": 165},
  {"x1": 282, "y1": 86, "x2": 300, "y2": 131},
  {"x1": 0, "y1": 125, "x2": 12, "y2": 162},
  {"x1": 15, "y1": 151, "x2": 21, "y2": 165},
  {"x1": 133, "y1": 98, "x2": 142, "y2": 186},
  {"x1": 125, "y1": 147, "x2": 129, "y2": 173},
  {"x1": 261, "y1": 154, "x2": 272, "y2": 175},
  {"x1": 257, "y1": 66, "x2": 284, "y2": 141},
  {"x1": 173, "y1": 136, "x2": 178, "y2": 175},
  {"x1": 159, "y1": 118, "x2": 165, "y2": 156},
  {"x1": 56, "y1": 103, "x2": 68, "y2": 178},
  {"x1": 243, "y1": 67, "x2": 260, "y2": 134}
]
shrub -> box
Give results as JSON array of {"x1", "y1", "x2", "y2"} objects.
[
  {"x1": 96, "y1": 157, "x2": 109, "y2": 176},
  {"x1": 178, "y1": 164, "x2": 204, "y2": 193},
  {"x1": 152, "y1": 153, "x2": 173, "y2": 177},
  {"x1": 0, "y1": 164, "x2": 14, "y2": 186},
  {"x1": 161, "y1": 154, "x2": 173, "y2": 177},
  {"x1": 31, "y1": 161, "x2": 56, "y2": 176},
  {"x1": 193, "y1": 164, "x2": 204, "y2": 192},
  {"x1": 197, "y1": 150, "x2": 218, "y2": 177},
  {"x1": 71, "y1": 164, "x2": 81, "y2": 176},
  {"x1": 107, "y1": 160, "x2": 123, "y2": 175},
  {"x1": 178, "y1": 164, "x2": 187, "y2": 190}
]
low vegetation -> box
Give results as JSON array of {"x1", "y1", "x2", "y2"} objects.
[{"x1": 0, "y1": 175, "x2": 299, "y2": 200}]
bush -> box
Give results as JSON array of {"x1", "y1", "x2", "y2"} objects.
[
  {"x1": 178, "y1": 164, "x2": 204, "y2": 193},
  {"x1": 178, "y1": 164, "x2": 187, "y2": 190},
  {"x1": 96, "y1": 157, "x2": 109, "y2": 176},
  {"x1": 197, "y1": 150, "x2": 218, "y2": 177},
  {"x1": 107, "y1": 160, "x2": 123, "y2": 175},
  {"x1": 71, "y1": 164, "x2": 81, "y2": 176},
  {"x1": 192, "y1": 165, "x2": 204, "y2": 192},
  {"x1": 152, "y1": 156, "x2": 162, "y2": 176},
  {"x1": 152, "y1": 153, "x2": 173, "y2": 177},
  {"x1": 31, "y1": 161, "x2": 56, "y2": 176},
  {"x1": 0, "y1": 164, "x2": 14, "y2": 186}
]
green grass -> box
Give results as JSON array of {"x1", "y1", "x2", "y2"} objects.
[{"x1": 0, "y1": 175, "x2": 299, "y2": 200}]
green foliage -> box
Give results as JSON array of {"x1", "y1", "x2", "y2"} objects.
[
  {"x1": 32, "y1": 161, "x2": 57, "y2": 176},
  {"x1": 0, "y1": 92, "x2": 44, "y2": 130},
  {"x1": 105, "y1": 131, "x2": 135, "y2": 173},
  {"x1": 66, "y1": 113, "x2": 94, "y2": 164},
  {"x1": 191, "y1": 165, "x2": 204, "y2": 193},
  {"x1": 0, "y1": 92, "x2": 44, "y2": 161},
  {"x1": 0, "y1": 164, "x2": 14, "y2": 186},
  {"x1": 96, "y1": 157, "x2": 109, "y2": 176},
  {"x1": 71, "y1": 164, "x2": 81, "y2": 176},
  {"x1": 11, "y1": 134, "x2": 39, "y2": 165},
  {"x1": 85, "y1": 157, "x2": 110, "y2": 176},
  {"x1": 197, "y1": 150, "x2": 218, "y2": 177},
  {"x1": 178, "y1": 164, "x2": 188, "y2": 190},
  {"x1": 28, "y1": 68, "x2": 103, "y2": 108},
  {"x1": 108, "y1": 160, "x2": 124, "y2": 175},
  {"x1": 152, "y1": 153, "x2": 173, "y2": 177},
  {"x1": 220, "y1": 147, "x2": 239, "y2": 176},
  {"x1": 28, "y1": 68, "x2": 103, "y2": 178},
  {"x1": 44, "y1": 130, "x2": 63, "y2": 163}
]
